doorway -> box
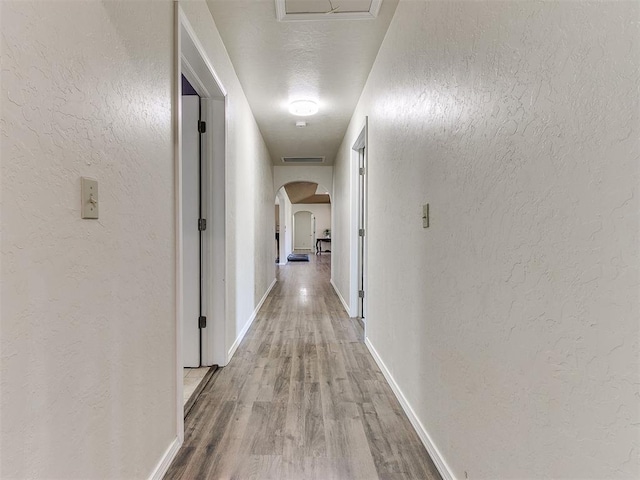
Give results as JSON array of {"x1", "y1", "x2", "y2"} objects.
[
  {"x1": 351, "y1": 119, "x2": 367, "y2": 321},
  {"x1": 294, "y1": 211, "x2": 314, "y2": 250},
  {"x1": 276, "y1": 181, "x2": 331, "y2": 264},
  {"x1": 181, "y1": 76, "x2": 204, "y2": 369},
  {"x1": 357, "y1": 146, "x2": 365, "y2": 319},
  {"x1": 177, "y1": 5, "x2": 227, "y2": 432}
]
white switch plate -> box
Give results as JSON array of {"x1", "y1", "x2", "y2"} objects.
[
  {"x1": 422, "y1": 203, "x2": 429, "y2": 228},
  {"x1": 81, "y1": 177, "x2": 99, "y2": 219}
]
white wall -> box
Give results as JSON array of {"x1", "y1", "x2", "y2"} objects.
[
  {"x1": 331, "y1": 138, "x2": 358, "y2": 314},
  {"x1": 1, "y1": 1, "x2": 276, "y2": 478},
  {"x1": 1, "y1": 1, "x2": 175, "y2": 478},
  {"x1": 179, "y1": 2, "x2": 275, "y2": 363},
  {"x1": 277, "y1": 187, "x2": 293, "y2": 264},
  {"x1": 333, "y1": 1, "x2": 639, "y2": 479},
  {"x1": 292, "y1": 203, "x2": 331, "y2": 239}
]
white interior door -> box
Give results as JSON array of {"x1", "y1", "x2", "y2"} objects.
[
  {"x1": 182, "y1": 95, "x2": 200, "y2": 367},
  {"x1": 294, "y1": 211, "x2": 312, "y2": 250},
  {"x1": 357, "y1": 146, "x2": 366, "y2": 319}
]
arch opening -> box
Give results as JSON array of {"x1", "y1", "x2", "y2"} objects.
[{"x1": 274, "y1": 180, "x2": 332, "y2": 265}]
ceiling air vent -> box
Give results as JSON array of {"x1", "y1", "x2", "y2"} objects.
[{"x1": 282, "y1": 156, "x2": 325, "y2": 164}]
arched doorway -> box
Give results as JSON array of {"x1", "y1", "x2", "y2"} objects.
[{"x1": 274, "y1": 181, "x2": 331, "y2": 264}]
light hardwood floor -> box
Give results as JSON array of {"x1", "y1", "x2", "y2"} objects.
[{"x1": 165, "y1": 253, "x2": 441, "y2": 480}]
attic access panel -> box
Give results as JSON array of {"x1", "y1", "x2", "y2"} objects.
[{"x1": 276, "y1": 0, "x2": 382, "y2": 21}]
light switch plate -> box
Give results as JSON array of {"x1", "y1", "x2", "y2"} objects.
[
  {"x1": 81, "y1": 177, "x2": 99, "y2": 219},
  {"x1": 422, "y1": 203, "x2": 429, "y2": 228}
]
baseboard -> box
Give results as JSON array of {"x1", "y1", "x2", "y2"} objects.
[
  {"x1": 330, "y1": 278, "x2": 351, "y2": 316},
  {"x1": 227, "y1": 278, "x2": 277, "y2": 362},
  {"x1": 365, "y1": 337, "x2": 455, "y2": 480},
  {"x1": 148, "y1": 436, "x2": 181, "y2": 480}
]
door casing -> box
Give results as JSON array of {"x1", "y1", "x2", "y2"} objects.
[{"x1": 176, "y1": 4, "x2": 227, "y2": 443}]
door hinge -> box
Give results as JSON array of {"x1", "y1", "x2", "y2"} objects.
[
  {"x1": 198, "y1": 120, "x2": 206, "y2": 134},
  {"x1": 359, "y1": 167, "x2": 365, "y2": 175},
  {"x1": 359, "y1": 228, "x2": 365, "y2": 237},
  {"x1": 358, "y1": 290, "x2": 365, "y2": 298},
  {"x1": 198, "y1": 316, "x2": 207, "y2": 328},
  {"x1": 198, "y1": 218, "x2": 207, "y2": 231}
]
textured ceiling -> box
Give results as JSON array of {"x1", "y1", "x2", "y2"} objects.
[
  {"x1": 283, "y1": 182, "x2": 331, "y2": 203},
  {"x1": 284, "y1": 181, "x2": 318, "y2": 203},
  {"x1": 206, "y1": 0, "x2": 399, "y2": 165},
  {"x1": 298, "y1": 194, "x2": 331, "y2": 204}
]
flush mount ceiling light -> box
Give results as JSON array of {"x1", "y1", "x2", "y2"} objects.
[{"x1": 289, "y1": 100, "x2": 318, "y2": 116}]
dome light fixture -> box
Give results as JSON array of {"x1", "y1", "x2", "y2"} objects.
[{"x1": 289, "y1": 100, "x2": 318, "y2": 116}]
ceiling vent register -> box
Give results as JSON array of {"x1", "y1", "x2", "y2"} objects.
[{"x1": 282, "y1": 156, "x2": 326, "y2": 164}]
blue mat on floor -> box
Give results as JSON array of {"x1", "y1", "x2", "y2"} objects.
[{"x1": 287, "y1": 253, "x2": 309, "y2": 262}]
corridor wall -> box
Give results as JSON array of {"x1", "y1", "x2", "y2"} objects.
[
  {"x1": 0, "y1": 0, "x2": 275, "y2": 478},
  {"x1": 333, "y1": 2, "x2": 639, "y2": 479},
  {"x1": 1, "y1": 2, "x2": 176, "y2": 478}
]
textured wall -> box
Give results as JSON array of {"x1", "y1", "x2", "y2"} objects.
[
  {"x1": 331, "y1": 127, "x2": 355, "y2": 311},
  {"x1": 334, "y1": 1, "x2": 639, "y2": 478},
  {"x1": 181, "y1": 1, "x2": 275, "y2": 360},
  {"x1": 1, "y1": 0, "x2": 277, "y2": 477},
  {"x1": 1, "y1": 1, "x2": 175, "y2": 478}
]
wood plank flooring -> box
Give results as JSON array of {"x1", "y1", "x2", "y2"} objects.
[{"x1": 165, "y1": 254, "x2": 441, "y2": 480}]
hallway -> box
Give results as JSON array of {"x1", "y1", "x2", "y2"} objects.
[
  {"x1": 165, "y1": 254, "x2": 441, "y2": 480},
  {"x1": 2, "y1": 1, "x2": 637, "y2": 478}
]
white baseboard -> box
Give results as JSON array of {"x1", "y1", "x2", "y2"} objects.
[
  {"x1": 365, "y1": 337, "x2": 455, "y2": 480},
  {"x1": 330, "y1": 278, "x2": 351, "y2": 316},
  {"x1": 148, "y1": 437, "x2": 181, "y2": 480},
  {"x1": 227, "y1": 278, "x2": 277, "y2": 362}
]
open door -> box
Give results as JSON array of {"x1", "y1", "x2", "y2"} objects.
[
  {"x1": 181, "y1": 87, "x2": 208, "y2": 368},
  {"x1": 357, "y1": 146, "x2": 366, "y2": 319},
  {"x1": 351, "y1": 119, "x2": 367, "y2": 321}
]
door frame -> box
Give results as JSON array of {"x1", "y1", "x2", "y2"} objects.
[
  {"x1": 175, "y1": 4, "x2": 227, "y2": 443},
  {"x1": 350, "y1": 119, "x2": 368, "y2": 321},
  {"x1": 293, "y1": 210, "x2": 314, "y2": 250}
]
